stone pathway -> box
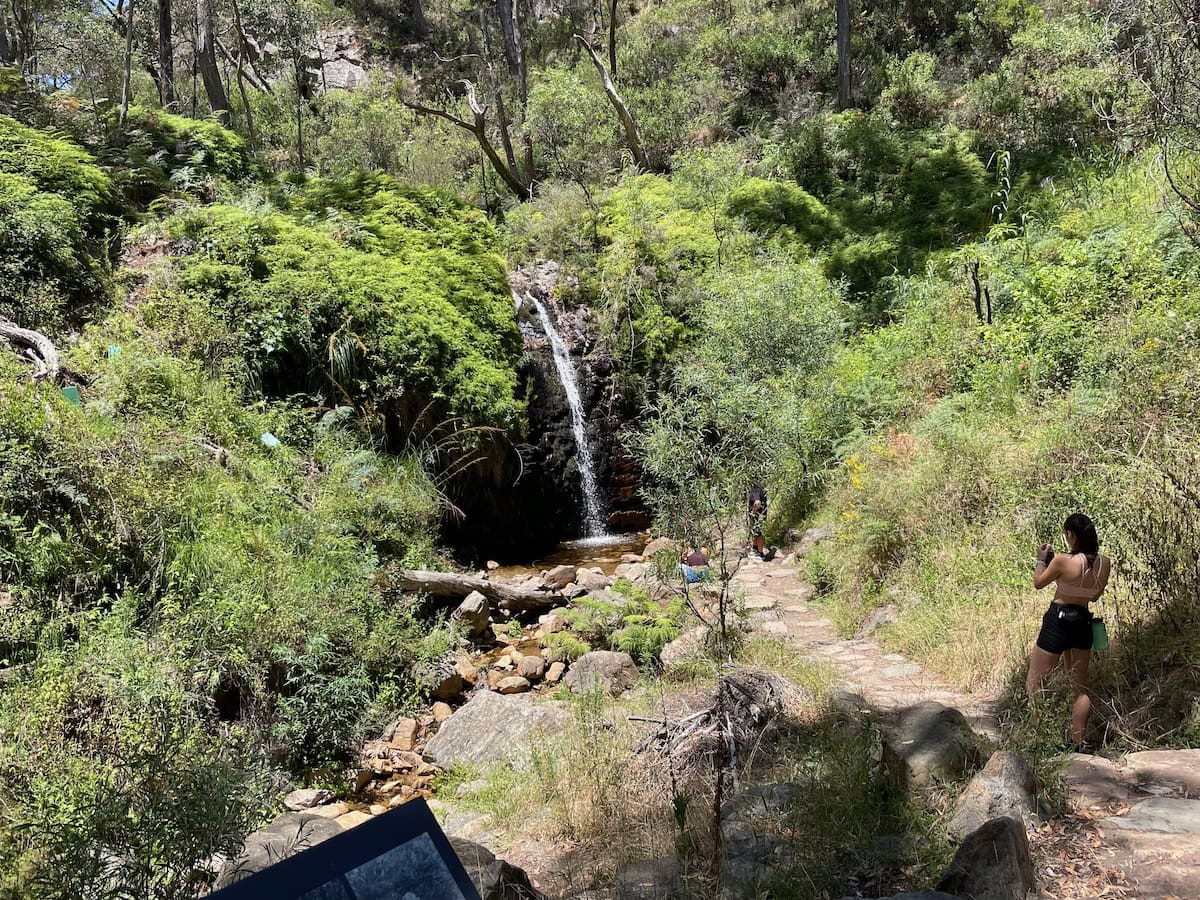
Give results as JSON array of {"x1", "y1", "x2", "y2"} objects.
[{"x1": 729, "y1": 554, "x2": 1002, "y2": 741}]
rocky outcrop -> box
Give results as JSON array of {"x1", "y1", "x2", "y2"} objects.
[
  {"x1": 948, "y1": 750, "x2": 1041, "y2": 838},
  {"x1": 450, "y1": 836, "x2": 548, "y2": 900},
  {"x1": 214, "y1": 812, "x2": 343, "y2": 888},
  {"x1": 935, "y1": 816, "x2": 1034, "y2": 900},
  {"x1": 1096, "y1": 798, "x2": 1200, "y2": 899},
  {"x1": 563, "y1": 650, "x2": 639, "y2": 696},
  {"x1": 423, "y1": 690, "x2": 570, "y2": 769}
]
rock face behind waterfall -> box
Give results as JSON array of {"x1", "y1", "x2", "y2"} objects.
[{"x1": 443, "y1": 262, "x2": 648, "y2": 559}]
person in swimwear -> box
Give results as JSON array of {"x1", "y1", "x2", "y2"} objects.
[{"x1": 1026, "y1": 512, "x2": 1111, "y2": 747}]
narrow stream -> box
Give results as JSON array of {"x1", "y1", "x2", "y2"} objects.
[{"x1": 525, "y1": 292, "x2": 608, "y2": 538}]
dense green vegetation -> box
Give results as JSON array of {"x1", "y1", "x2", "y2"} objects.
[{"x1": 4, "y1": 0, "x2": 1200, "y2": 895}]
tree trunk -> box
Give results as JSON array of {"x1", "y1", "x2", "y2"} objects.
[
  {"x1": 294, "y1": 59, "x2": 304, "y2": 169},
  {"x1": 158, "y1": 0, "x2": 175, "y2": 107},
  {"x1": 394, "y1": 569, "x2": 562, "y2": 613},
  {"x1": 607, "y1": 0, "x2": 618, "y2": 79},
  {"x1": 494, "y1": 0, "x2": 533, "y2": 181},
  {"x1": 119, "y1": 0, "x2": 135, "y2": 126},
  {"x1": 196, "y1": 0, "x2": 230, "y2": 122},
  {"x1": 410, "y1": 0, "x2": 430, "y2": 38},
  {"x1": 578, "y1": 35, "x2": 650, "y2": 172},
  {"x1": 836, "y1": 0, "x2": 852, "y2": 111},
  {"x1": 229, "y1": 0, "x2": 256, "y2": 146},
  {"x1": 402, "y1": 81, "x2": 532, "y2": 201},
  {"x1": 0, "y1": 4, "x2": 14, "y2": 66}
]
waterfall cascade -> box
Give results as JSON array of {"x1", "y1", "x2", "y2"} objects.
[{"x1": 525, "y1": 292, "x2": 608, "y2": 538}]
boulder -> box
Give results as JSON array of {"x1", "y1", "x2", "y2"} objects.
[
  {"x1": 214, "y1": 812, "x2": 343, "y2": 888},
  {"x1": 642, "y1": 537, "x2": 678, "y2": 558},
  {"x1": 615, "y1": 855, "x2": 682, "y2": 898},
  {"x1": 935, "y1": 816, "x2": 1034, "y2": 900},
  {"x1": 383, "y1": 716, "x2": 419, "y2": 751},
  {"x1": 432, "y1": 672, "x2": 465, "y2": 701},
  {"x1": 795, "y1": 524, "x2": 835, "y2": 558},
  {"x1": 721, "y1": 783, "x2": 803, "y2": 889},
  {"x1": 858, "y1": 604, "x2": 898, "y2": 637},
  {"x1": 538, "y1": 607, "x2": 571, "y2": 634},
  {"x1": 620, "y1": 553, "x2": 644, "y2": 564},
  {"x1": 883, "y1": 701, "x2": 984, "y2": 790},
  {"x1": 456, "y1": 655, "x2": 479, "y2": 685},
  {"x1": 432, "y1": 701, "x2": 453, "y2": 723},
  {"x1": 453, "y1": 591, "x2": 492, "y2": 639},
  {"x1": 575, "y1": 568, "x2": 611, "y2": 591},
  {"x1": 450, "y1": 836, "x2": 547, "y2": 900},
  {"x1": 283, "y1": 788, "x2": 332, "y2": 811},
  {"x1": 423, "y1": 690, "x2": 570, "y2": 769},
  {"x1": 517, "y1": 655, "x2": 545, "y2": 680},
  {"x1": 545, "y1": 661, "x2": 566, "y2": 683},
  {"x1": 949, "y1": 751, "x2": 1040, "y2": 838},
  {"x1": 562, "y1": 583, "x2": 588, "y2": 600},
  {"x1": 1095, "y1": 798, "x2": 1200, "y2": 899},
  {"x1": 563, "y1": 651, "x2": 639, "y2": 696},
  {"x1": 497, "y1": 675, "x2": 532, "y2": 694},
  {"x1": 542, "y1": 565, "x2": 577, "y2": 590},
  {"x1": 660, "y1": 626, "x2": 708, "y2": 669},
  {"x1": 335, "y1": 810, "x2": 373, "y2": 829}
]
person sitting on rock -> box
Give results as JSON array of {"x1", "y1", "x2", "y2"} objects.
[
  {"x1": 1026, "y1": 512, "x2": 1111, "y2": 749},
  {"x1": 680, "y1": 543, "x2": 710, "y2": 583}
]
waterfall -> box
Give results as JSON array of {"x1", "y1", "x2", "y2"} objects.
[{"x1": 526, "y1": 293, "x2": 607, "y2": 538}]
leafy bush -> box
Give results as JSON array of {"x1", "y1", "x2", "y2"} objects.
[
  {"x1": 726, "y1": 177, "x2": 842, "y2": 246},
  {"x1": 880, "y1": 52, "x2": 946, "y2": 128}
]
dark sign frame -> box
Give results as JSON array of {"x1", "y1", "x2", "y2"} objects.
[{"x1": 210, "y1": 799, "x2": 482, "y2": 900}]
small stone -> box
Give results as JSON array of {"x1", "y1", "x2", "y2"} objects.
[
  {"x1": 387, "y1": 717, "x2": 419, "y2": 751},
  {"x1": 496, "y1": 676, "x2": 532, "y2": 694},
  {"x1": 335, "y1": 810, "x2": 374, "y2": 830},
  {"x1": 388, "y1": 794, "x2": 407, "y2": 809},
  {"x1": 486, "y1": 560, "x2": 500, "y2": 570},
  {"x1": 517, "y1": 655, "x2": 545, "y2": 680},
  {"x1": 562, "y1": 583, "x2": 587, "y2": 600},
  {"x1": 545, "y1": 661, "x2": 566, "y2": 683},
  {"x1": 620, "y1": 553, "x2": 643, "y2": 564},
  {"x1": 432, "y1": 702, "x2": 453, "y2": 723},
  {"x1": 452, "y1": 591, "x2": 492, "y2": 639},
  {"x1": 432, "y1": 672, "x2": 465, "y2": 701},
  {"x1": 542, "y1": 565, "x2": 577, "y2": 590},
  {"x1": 487, "y1": 669, "x2": 508, "y2": 689},
  {"x1": 575, "y1": 569, "x2": 610, "y2": 591},
  {"x1": 283, "y1": 788, "x2": 332, "y2": 811},
  {"x1": 309, "y1": 801, "x2": 351, "y2": 819},
  {"x1": 369, "y1": 803, "x2": 387, "y2": 815},
  {"x1": 455, "y1": 656, "x2": 478, "y2": 685}
]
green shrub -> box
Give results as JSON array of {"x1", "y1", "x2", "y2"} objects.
[
  {"x1": 880, "y1": 52, "x2": 946, "y2": 129},
  {"x1": 726, "y1": 177, "x2": 842, "y2": 246}
]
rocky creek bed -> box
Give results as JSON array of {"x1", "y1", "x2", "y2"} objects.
[{"x1": 216, "y1": 530, "x2": 1200, "y2": 899}]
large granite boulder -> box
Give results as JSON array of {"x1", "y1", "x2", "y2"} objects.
[
  {"x1": 935, "y1": 816, "x2": 1034, "y2": 900},
  {"x1": 883, "y1": 701, "x2": 984, "y2": 790},
  {"x1": 423, "y1": 690, "x2": 570, "y2": 769},
  {"x1": 450, "y1": 836, "x2": 547, "y2": 900},
  {"x1": 948, "y1": 750, "x2": 1041, "y2": 838},
  {"x1": 563, "y1": 650, "x2": 640, "y2": 696},
  {"x1": 214, "y1": 812, "x2": 342, "y2": 888}
]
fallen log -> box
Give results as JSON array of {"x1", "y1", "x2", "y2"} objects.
[
  {"x1": 0, "y1": 319, "x2": 59, "y2": 381},
  {"x1": 394, "y1": 569, "x2": 562, "y2": 613}
]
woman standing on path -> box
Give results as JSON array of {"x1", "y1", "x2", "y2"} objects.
[{"x1": 1026, "y1": 513, "x2": 1111, "y2": 747}]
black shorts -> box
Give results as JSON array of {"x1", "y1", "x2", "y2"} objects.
[{"x1": 1036, "y1": 602, "x2": 1094, "y2": 654}]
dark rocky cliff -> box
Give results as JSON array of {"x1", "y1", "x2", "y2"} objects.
[{"x1": 442, "y1": 262, "x2": 648, "y2": 562}]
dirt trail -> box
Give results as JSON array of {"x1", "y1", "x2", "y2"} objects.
[{"x1": 730, "y1": 554, "x2": 1002, "y2": 740}]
